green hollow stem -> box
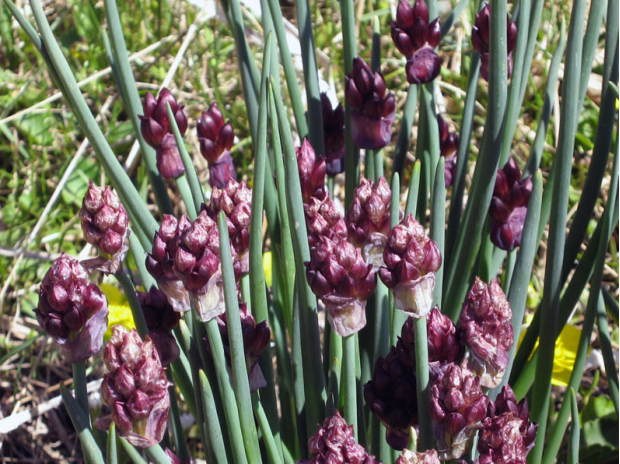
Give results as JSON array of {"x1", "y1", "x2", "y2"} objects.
[
  {"x1": 291, "y1": 279, "x2": 309, "y2": 458},
  {"x1": 567, "y1": 389, "x2": 580, "y2": 464},
  {"x1": 389, "y1": 174, "x2": 407, "y2": 344},
  {"x1": 106, "y1": 423, "x2": 117, "y2": 464},
  {"x1": 327, "y1": 328, "x2": 343, "y2": 416},
  {"x1": 444, "y1": 53, "x2": 480, "y2": 272},
  {"x1": 265, "y1": 0, "x2": 308, "y2": 137},
  {"x1": 392, "y1": 85, "x2": 418, "y2": 179},
  {"x1": 405, "y1": 161, "x2": 421, "y2": 217},
  {"x1": 523, "y1": 19, "x2": 566, "y2": 178},
  {"x1": 443, "y1": 0, "x2": 508, "y2": 323},
  {"x1": 119, "y1": 437, "x2": 147, "y2": 464},
  {"x1": 198, "y1": 369, "x2": 228, "y2": 464},
  {"x1": 295, "y1": 0, "x2": 325, "y2": 155},
  {"x1": 343, "y1": 334, "x2": 358, "y2": 439},
  {"x1": 146, "y1": 444, "x2": 175, "y2": 464},
  {"x1": 217, "y1": 212, "x2": 262, "y2": 464},
  {"x1": 414, "y1": 317, "x2": 433, "y2": 451},
  {"x1": 166, "y1": 378, "x2": 190, "y2": 462},
  {"x1": 60, "y1": 386, "x2": 105, "y2": 464},
  {"x1": 253, "y1": 394, "x2": 284, "y2": 464},
  {"x1": 72, "y1": 361, "x2": 90, "y2": 425},
  {"x1": 272, "y1": 78, "x2": 327, "y2": 434},
  {"x1": 529, "y1": 1, "x2": 587, "y2": 461},
  {"x1": 430, "y1": 157, "x2": 445, "y2": 305},
  {"x1": 103, "y1": 0, "x2": 173, "y2": 215},
  {"x1": 128, "y1": 231, "x2": 156, "y2": 287}
]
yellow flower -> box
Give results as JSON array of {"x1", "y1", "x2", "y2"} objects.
[
  {"x1": 263, "y1": 252, "x2": 273, "y2": 288},
  {"x1": 100, "y1": 283, "x2": 136, "y2": 340},
  {"x1": 518, "y1": 315, "x2": 588, "y2": 387}
]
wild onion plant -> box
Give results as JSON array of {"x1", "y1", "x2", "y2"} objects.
[{"x1": 5, "y1": 0, "x2": 618, "y2": 462}]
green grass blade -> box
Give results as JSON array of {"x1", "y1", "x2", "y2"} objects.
[
  {"x1": 265, "y1": 0, "x2": 308, "y2": 137},
  {"x1": 430, "y1": 157, "x2": 445, "y2": 305},
  {"x1": 490, "y1": 170, "x2": 542, "y2": 397},
  {"x1": 567, "y1": 388, "x2": 580, "y2": 464},
  {"x1": 529, "y1": 2, "x2": 587, "y2": 460},
  {"x1": 217, "y1": 212, "x2": 262, "y2": 464},
  {"x1": 166, "y1": 102, "x2": 204, "y2": 216},
  {"x1": 392, "y1": 85, "x2": 418, "y2": 179},
  {"x1": 60, "y1": 386, "x2": 105, "y2": 464},
  {"x1": 296, "y1": 0, "x2": 325, "y2": 156},
  {"x1": 443, "y1": 0, "x2": 509, "y2": 322},
  {"x1": 271, "y1": 77, "x2": 327, "y2": 434},
  {"x1": 27, "y1": 0, "x2": 158, "y2": 242},
  {"x1": 103, "y1": 0, "x2": 173, "y2": 215}
]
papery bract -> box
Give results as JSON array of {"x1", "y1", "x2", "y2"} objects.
[{"x1": 395, "y1": 449, "x2": 440, "y2": 464}]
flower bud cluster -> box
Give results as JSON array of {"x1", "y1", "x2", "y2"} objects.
[
  {"x1": 140, "y1": 88, "x2": 188, "y2": 179},
  {"x1": 321, "y1": 93, "x2": 346, "y2": 176},
  {"x1": 297, "y1": 139, "x2": 328, "y2": 204},
  {"x1": 36, "y1": 254, "x2": 108, "y2": 363},
  {"x1": 197, "y1": 102, "x2": 237, "y2": 187},
  {"x1": 391, "y1": 0, "x2": 442, "y2": 85},
  {"x1": 471, "y1": 4, "x2": 518, "y2": 81},
  {"x1": 437, "y1": 115, "x2": 459, "y2": 188},
  {"x1": 138, "y1": 287, "x2": 181, "y2": 366},
  {"x1": 345, "y1": 57, "x2": 396, "y2": 150},
  {"x1": 299, "y1": 411, "x2": 380, "y2": 464},
  {"x1": 379, "y1": 214, "x2": 441, "y2": 318},
  {"x1": 490, "y1": 157, "x2": 533, "y2": 251},
  {"x1": 95, "y1": 326, "x2": 171, "y2": 448}
]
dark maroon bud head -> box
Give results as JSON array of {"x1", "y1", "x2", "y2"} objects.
[
  {"x1": 142, "y1": 92, "x2": 157, "y2": 118},
  {"x1": 405, "y1": 46, "x2": 442, "y2": 84},
  {"x1": 209, "y1": 152, "x2": 237, "y2": 188}
]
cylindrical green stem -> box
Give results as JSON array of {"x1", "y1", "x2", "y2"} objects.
[
  {"x1": 72, "y1": 361, "x2": 90, "y2": 423},
  {"x1": 116, "y1": 271, "x2": 148, "y2": 338},
  {"x1": 343, "y1": 334, "x2": 357, "y2": 438},
  {"x1": 414, "y1": 317, "x2": 433, "y2": 450}
]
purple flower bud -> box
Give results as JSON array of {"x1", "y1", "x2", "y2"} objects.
[
  {"x1": 138, "y1": 287, "x2": 181, "y2": 366},
  {"x1": 364, "y1": 343, "x2": 417, "y2": 450},
  {"x1": 95, "y1": 326, "x2": 172, "y2": 448},
  {"x1": 321, "y1": 93, "x2": 346, "y2": 176},
  {"x1": 306, "y1": 237, "x2": 377, "y2": 336},
  {"x1": 197, "y1": 102, "x2": 235, "y2": 164},
  {"x1": 459, "y1": 278, "x2": 513, "y2": 388},
  {"x1": 391, "y1": 0, "x2": 442, "y2": 84},
  {"x1": 209, "y1": 151, "x2": 237, "y2": 188},
  {"x1": 395, "y1": 449, "x2": 440, "y2": 464},
  {"x1": 476, "y1": 397, "x2": 537, "y2": 464},
  {"x1": 305, "y1": 195, "x2": 348, "y2": 247},
  {"x1": 487, "y1": 385, "x2": 537, "y2": 454},
  {"x1": 303, "y1": 411, "x2": 380, "y2": 464},
  {"x1": 472, "y1": 4, "x2": 518, "y2": 81},
  {"x1": 297, "y1": 139, "x2": 327, "y2": 203},
  {"x1": 146, "y1": 215, "x2": 191, "y2": 313},
  {"x1": 346, "y1": 177, "x2": 393, "y2": 267},
  {"x1": 140, "y1": 88, "x2": 188, "y2": 148},
  {"x1": 379, "y1": 214, "x2": 441, "y2": 318},
  {"x1": 79, "y1": 181, "x2": 130, "y2": 274},
  {"x1": 205, "y1": 179, "x2": 252, "y2": 261},
  {"x1": 36, "y1": 254, "x2": 108, "y2": 363},
  {"x1": 156, "y1": 134, "x2": 185, "y2": 180},
  {"x1": 208, "y1": 303, "x2": 270, "y2": 392},
  {"x1": 346, "y1": 57, "x2": 396, "y2": 149},
  {"x1": 489, "y1": 158, "x2": 533, "y2": 251},
  {"x1": 430, "y1": 362, "x2": 489, "y2": 460}
]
